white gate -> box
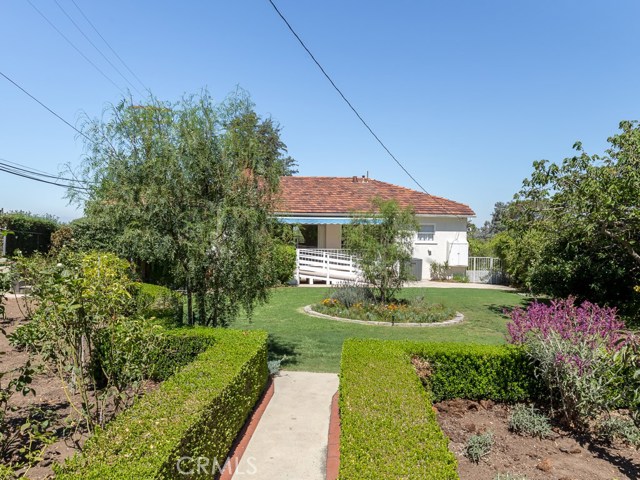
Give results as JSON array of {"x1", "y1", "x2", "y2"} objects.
[{"x1": 466, "y1": 257, "x2": 505, "y2": 284}]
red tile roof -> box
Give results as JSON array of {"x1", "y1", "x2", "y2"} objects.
[{"x1": 275, "y1": 176, "x2": 475, "y2": 217}]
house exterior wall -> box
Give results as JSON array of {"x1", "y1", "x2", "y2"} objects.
[{"x1": 412, "y1": 216, "x2": 469, "y2": 280}]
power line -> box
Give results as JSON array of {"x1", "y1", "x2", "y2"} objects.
[
  {"x1": 267, "y1": 0, "x2": 430, "y2": 195},
  {"x1": 0, "y1": 70, "x2": 91, "y2": 143},
  {"x1": 53, "y1": 0, "x2": 144, "y2": 97},
  {"x1": 26, "y1": 0, "x2": 127, "y2": 95},
  {"x1": 0, "y1": 159, "x2": 86, "y2": 184},
  {"x1": 69, "y1": 0, "x2": 148, "y2": 92},
  {"x1": 0, "y1": 163, "x2": 89, "y2": 191}
]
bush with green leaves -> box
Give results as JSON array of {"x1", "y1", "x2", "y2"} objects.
[
  {"x1": 339, "y1": 339, "x2": 551, "y2": 479},
  {"x1": 14, "y1": 251, "x2": 162, "y2": 432},
  {"x1": 328, "y1": 281, "x2": 374, "y2": 308},
  {"x1": 409, "y1": 342, "x2": 538, "y2": 402},
  {"x1": 464, "y1": 431, "x2": 494, "y2": 463},
  {"x1": 0, "y1": 211, "x2": 58, "y2": 256},
  {"x1": 133, "y1": 282, "x2": 182, "y2": 326},
  {"x1": 596, "y1": 415, "x2": 640, "y2": 446},
  {"x1": 508, "y1": 404, "x2": 553, "y2": 439},
  {"x1": 508, "y1": 298, "x2": 627, "y2": 428},
  {"x1": 55, "y1": 329, "x2": 268, "y2": 479},
  {"x1": 340, "y1": 339, "x2": 458, "y2": 480},
  {"x1": 269, "y1": 241, "x2": 296, "y2": 285}
]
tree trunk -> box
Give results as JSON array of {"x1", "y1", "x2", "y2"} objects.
[
  {"x1": 197, "y1": 291, "x2": 206, "y2": 326},
  {"x1": 187, "y1": 287, "x2": 193, "y2": 326}
]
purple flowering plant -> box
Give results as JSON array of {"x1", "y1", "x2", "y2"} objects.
[
  {"x1": 506, "y1": 297, "x2": 627, "y2": 427},
  {"x1": 507, "y1": 296, "x2": 625, "y2": 350}
]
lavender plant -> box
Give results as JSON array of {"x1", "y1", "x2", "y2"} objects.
[{"x1": 507, "y1": 297, "x2": 625, "y2": 427}]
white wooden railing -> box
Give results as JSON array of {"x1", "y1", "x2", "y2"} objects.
[{"x1": 296, "y1": 248, "x2": 361, "y2": 284}]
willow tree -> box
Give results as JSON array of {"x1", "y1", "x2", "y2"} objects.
[{"x1": 70, "y1": 91, "x2": 295, "y2": 325}]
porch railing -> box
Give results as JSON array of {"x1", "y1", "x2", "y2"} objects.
[{"x1": 296, "y1": 248, "x2": 360, "y2": 284}]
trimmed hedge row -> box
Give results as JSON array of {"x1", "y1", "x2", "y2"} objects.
[
  {"x1": 56, "y1": 329, "x2": 268, "y2": 479},
  {"x1": 149, "y1": 327, "x2": 219, "y2": 381},
  {"x1": 339, "y1": 339, "x2": 538, "y2": 480},
  {"x1": 406, "y1": 342, "x2": 539, "y2": 402},
  {"x1": 339, "y1": 339, "x2": 458, "y2": 480}
]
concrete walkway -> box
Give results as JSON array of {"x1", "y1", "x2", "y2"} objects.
[{"x1": 232, "y1": 371, "x2": 339, "y2": 480}]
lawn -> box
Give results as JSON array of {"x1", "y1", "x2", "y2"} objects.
[{"x1": 230, "y1": 287, "x2": 529, "y2": 373}]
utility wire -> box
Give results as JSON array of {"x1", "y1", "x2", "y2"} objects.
[
  {"x1": 0, "y1": 164, "x2": 89, "y2": 191},
  {"x1": 26, "y1": 0, "x2": 127, "y2": 95},
  {"x1": 267, "y1": 0, "x2": 430, "y2": 195},
  {"x1": 0, "y1": 70, "x2": 91, "y2": 143},
  {"x1": 69, "y1": 0, "x2": 148, "y2": 92},
  {"x1": 0, "y1": 159, "x2": 86, "y2": 184},
  {"x1": 53, "y1": 0, "x2": 144, "y2": 97}
]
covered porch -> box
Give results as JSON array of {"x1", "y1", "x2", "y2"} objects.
[{"x1": 276, "y1": 216, "x2": 357, "y2": 284}]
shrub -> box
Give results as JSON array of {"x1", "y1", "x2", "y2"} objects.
[
  {"x1": 15, "y1": 251, "x2": 162, "y2": 431},
  {"x1": 464, "y1": 431, "x2": 493, "y2": 463},
  {"x1": 409, "y1": 342, "x2": 538, "y2": 402},
  {"x1": 148, "y1": 327, "x2": 218, "y2": 381},
  {"x1": 340, "y1": 339, "x2": 458, "y2": 480},
  {"x1": 328, "y1": 281, "x2": 374, "y2": 308},
  {"x1": 507, "y1": 297, "x2": 625, "y2": 349},
  {"x1": 508, "y1": 297, "x2": 625, "y2": 427},
  {"x1": 55, "y1": 329, "x2": 268, "y2": 479},
  {"x1": 0, "y1": 211, "x2": 58, "y2": 256},
  {"x1": 133, "y1": 282, "x2": 182, "y2": 326},
  {"x1": 508, "y1": 404, "x2": 553, "y2": 439},
  {"x1": 269, "y1": 242, "x2": 296, "y2": 285},
  {"x1": 596, "y1": 415, "x2": 640, "y2": 446}
]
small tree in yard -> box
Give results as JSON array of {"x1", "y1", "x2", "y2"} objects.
[{"x1": 344, "y1": 198, "x2": 418, "y2": 304}]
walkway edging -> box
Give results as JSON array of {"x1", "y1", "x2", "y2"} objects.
[
  {"x1": 302, "y1": 305, "x2": 464, "y2": 327},
  {"x1": 326, "y1": 391, "x2": 340, "y2": 480},
  {"x1": 219, "y1": 377, "x2": 275, "y2": 480}
]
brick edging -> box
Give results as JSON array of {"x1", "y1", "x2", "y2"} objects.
[
  {"x1": 326, "y1": 390, "x2": 340, "y2": 480},
  {"x1": 219, "y1": 377, "x2": 275, "y2": 480}
]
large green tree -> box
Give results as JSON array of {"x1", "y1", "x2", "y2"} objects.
[
  {"x1": 70, "y1": 91, "x2": 295, "y2": 325},
  {"x1": 505, "y1": 121, "x2": 640, "y2": 316},
  {"x1": 344, "y1": 198, "x2": 418, "y2": 304}
]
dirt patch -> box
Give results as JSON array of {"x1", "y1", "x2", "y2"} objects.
[
  {"x1": 1, "y1": 295, "x2": 158, "y2": 479},
  {"x1": 435, "y1": 399, "x2": 640, "y2": 479}
]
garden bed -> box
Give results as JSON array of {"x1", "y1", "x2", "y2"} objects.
[
  {"x1": 1, "y1": 296, "x2": 161, "y2": 479},
  {"x1": 311, "y1": 296, "x2": 457, "y2": 325},
  {"x1": 435, "y1": 398, "x2": 640, "y2": 479},
  {"x1": 303, "y1": 305, "x2": 464, "y2": 327}
]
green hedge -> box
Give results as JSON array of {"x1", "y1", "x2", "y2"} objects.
[
  {"x1": 1, "y1": 211, "x2": 58, "y2": 255},
  {"x1": 56, "y1": 329, "x2": 268, "y2": 479},
  {"x1": 149, "y1": 327, "x2": 218, "y2": 381},
  {"x1": 339, "y1": 339, "x2": 539, "y2": 480},
  {"x1": 406, "y1": 342, "x2": 539, "y2": 402},
  {"x1": 339, "y1": 339, "x2": 458, "y2": 480}
]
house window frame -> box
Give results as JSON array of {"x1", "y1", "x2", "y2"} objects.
[{"x1": 416, "y1": 224, "x2": 436, "y2": 243}]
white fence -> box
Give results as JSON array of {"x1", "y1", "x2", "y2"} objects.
[
  {"x1": 296, "y1": 248, "x2": 360, "y2": 285},
  {"x1": 466, "y1": 257, "x2": 505, "y2": 284}
]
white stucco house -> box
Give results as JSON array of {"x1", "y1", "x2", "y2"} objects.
[{"x1": 274, "y1": 175, "x2": 475, "y2": 284}]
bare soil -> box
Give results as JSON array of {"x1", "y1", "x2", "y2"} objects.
[
  {"x1": 435, "y1": 398, "x2": 640, "y2": 480},
  {"x1": 1, "y1": 295, "x2": 157, "y2": 479}
]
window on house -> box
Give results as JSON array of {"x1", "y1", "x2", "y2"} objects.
[{"x1": 417, "y1": 224, "x2": 435, "y2": 242}]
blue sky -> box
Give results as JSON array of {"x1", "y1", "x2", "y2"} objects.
[{"x1": 2, "y1": 1, "x2": 640, "y2": 225}]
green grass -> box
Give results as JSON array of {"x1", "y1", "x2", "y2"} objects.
[{"x1": 230, "y1": 287, "x2": 528, "y2": 372}]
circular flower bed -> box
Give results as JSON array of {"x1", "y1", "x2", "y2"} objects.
[{"x1": 311, "y1": 297, "x2": 456, "y2": 324}]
